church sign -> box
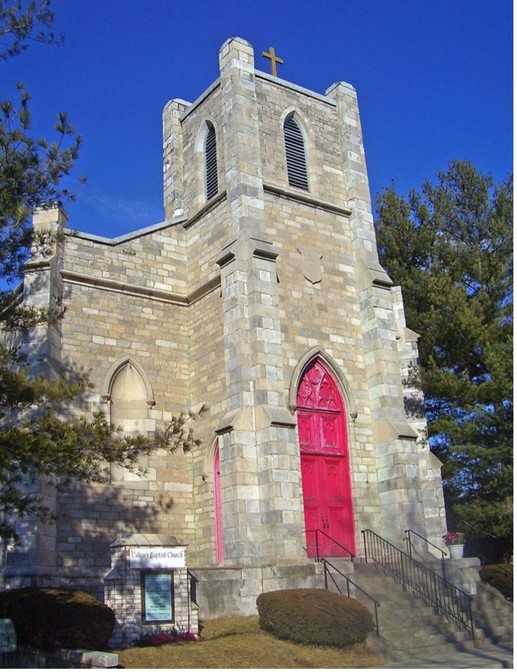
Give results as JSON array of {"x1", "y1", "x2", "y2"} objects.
[
  {"x1": 0, "y1": 619, "x2": 16, "y2": 653},
  {"x1": 129, "y1": 546, "x2": 186, "y2": 569}
]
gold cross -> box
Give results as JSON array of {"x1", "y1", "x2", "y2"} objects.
[{"x1": 262, "y1": 46, "x2": 284, "y2": 77}]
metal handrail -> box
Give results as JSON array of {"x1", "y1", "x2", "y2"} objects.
[
  {"x1": 321, "y1": 558, "x2": 381, "y2": 637},
  {"x1": 305, "y1": 529, "x2": 355, "y2": 561},
  {"x1": 187, "y1": 570, "x2": 198, "y2": 632},
  {"x1": 362, "y1": 529, "x2": 475, "y2": 640},
  {"x1": 405, "y1": 528, "x2": 446, "y2": 560},
  {"x1": 188, "y1": 570, "x2": 198, "y2": 605},
  {"x1": 405, "y1": 528, "x2": 447, "y2": 580}
]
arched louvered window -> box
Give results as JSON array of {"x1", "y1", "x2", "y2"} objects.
[
  {"x1": 205, "y1": 122, "x2": 218, "y2": 200},
  {"x1": 284, "y1": 115, "x2": 309, "y2": 190}
]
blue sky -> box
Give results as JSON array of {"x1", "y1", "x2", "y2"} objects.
[{"x1": 3, "y1": 0, "x2": 512, "y2": 238}]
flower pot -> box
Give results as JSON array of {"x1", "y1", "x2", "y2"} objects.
[{"x1": 449, "y1": 544, "x2": 464, "y2": 559}]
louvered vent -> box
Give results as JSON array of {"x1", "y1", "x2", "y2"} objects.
[
  {"x1": 284, "y1": 116, "x2": 309, "y2": 190},
  {"x1": 205, "y1": 122, "x2": 218, "y2": 200}
]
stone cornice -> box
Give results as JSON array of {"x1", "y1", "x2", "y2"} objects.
[
  {"x1": 263, "y1": 183, "x2": 352, "y2": 216},
  {"x1": 61, "y1": 269, "x2": 220, "y2": 306},
  {"x1": 255, "y1": 71, "x2": 336, "y2": 106}
]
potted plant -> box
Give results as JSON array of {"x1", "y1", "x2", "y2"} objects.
[{"x1": 443, "y1": 531, "x2": 466, "y2": 559}]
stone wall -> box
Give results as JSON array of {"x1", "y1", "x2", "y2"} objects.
[{"x1": 4, "y1": 647, "x2": 118, "y2": 669}]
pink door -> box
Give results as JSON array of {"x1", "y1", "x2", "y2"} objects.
[
  {"x1": 297, "y1": 359, "x2": 355, "y2": 557},
  {"x1": 214, "y1": 446, "x2": 224, "y2": 563}
]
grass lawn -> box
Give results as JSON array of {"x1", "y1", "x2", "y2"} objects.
[{"x1": 115, "y1": 615, "x2": 386, "y2": 669}]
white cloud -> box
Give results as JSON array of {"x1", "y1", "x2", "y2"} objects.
[{"x1": 85, "y1": 190, "x2": 163, "y2": 229}]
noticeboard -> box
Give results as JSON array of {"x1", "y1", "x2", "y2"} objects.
[
  {"x1": 141, "y1": 572, "x2": 174, "y2": 623},
  {"x1": 0, "y1": 619, "x2": 16, "y2": 653}
]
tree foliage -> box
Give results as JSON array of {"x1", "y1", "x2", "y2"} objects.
[
  {"x1": 0, "y1": 1, "x2": 202, "y2": 545},
  {"x1": 375, "y1": 160, "x2": 513, "y2": 551},
  {"x1": 0, "y1": 0, "x2": 60, "y2": 60}
]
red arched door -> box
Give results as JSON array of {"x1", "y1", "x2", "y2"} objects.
[{"x1": 297, "y1": 359, "x2": 355, "y2": 557}]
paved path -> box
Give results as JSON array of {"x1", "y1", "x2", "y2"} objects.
[{"x1": 381, "y1": 642, "x2": 513, "y2": 668}]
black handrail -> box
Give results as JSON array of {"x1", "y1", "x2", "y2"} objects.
[
  {"x1": 305, "y1": 529, "x2": 355, "y2": 561},
  {"x1": 405, "y1": 528, "x2": 447, "y2": 580},
  {"x1": 362, "y1": 529, "x2": 475, "y2": 640},
  {"x1": 321, "y1": 558, "x2": 381, "y2": 637},
  {"x1": 187, "y1": 570, "x2": 199, "y2": 632},
  {"x1": 188, "y1": 570, "x2": 198, "y2": 605},
  {"x1": 405, "y1": 528, "x2": 446, "y2": 561}
]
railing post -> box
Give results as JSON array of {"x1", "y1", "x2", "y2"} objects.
[
  {"x1": 315, "y1": 530, "x2": 320, "y2": 562},
  {"x1": 323, "y1": 559, "x2": 329, "y2": 590},
  {"x1": 404, "y1": 529, "x2": 412, "y2": 559},
  {"x1": 362, "y1": 529, "x2": 368, "y2": 563},
  {"x1": 400, "y1": 550, "x2": 406, "y2": 591},
  {"x1": 467, "y1": 596, "x2": 475, "y2": 641}
]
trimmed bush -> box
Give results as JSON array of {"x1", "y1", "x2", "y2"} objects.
[
  {"x1": 480, "y1": 564, "x2": 513, "y2": 600},
  {"x1": 0, "y1": 587, "x2": 115, "y2": 651},
  {"x1": 256, "y1": 588, "x2": 373, "y2": 648}
]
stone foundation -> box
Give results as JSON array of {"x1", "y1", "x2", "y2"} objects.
[
  {"x1": 191, "y1": 560, "x2": 355, "y2": 619},
  {"x1": 428, "y1": 556, "x2": 482, "y2": 595}
]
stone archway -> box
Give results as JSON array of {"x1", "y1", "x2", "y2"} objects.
[{"x1": 297, "y1": 358, "x2": 355, "y2": 557}]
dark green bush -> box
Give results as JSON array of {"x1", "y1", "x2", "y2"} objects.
[
  {"x1": 480, "y1": 564, "x2": 513, "y2": 600},
  {"x1": 0, "y1": 587, "x2": 115, "y2": 651},
  {"x1": 256, "y1": 588, "x2": 373, "y2": 648}
]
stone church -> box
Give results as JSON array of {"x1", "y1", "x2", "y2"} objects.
[{"x1": 3, "y1": 37, "x2": 446, "y2": 618}]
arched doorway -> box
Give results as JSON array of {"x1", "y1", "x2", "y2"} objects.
[{"x1": 297, "y1": 358, "x2": 355, "y2": 557}]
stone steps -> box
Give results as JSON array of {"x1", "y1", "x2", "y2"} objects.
[
  {"x1": 345, "y1": 563, "x2": 480, "y2": 662},
  {"x1": 472, "y1": 582, "x2": 514, "y2": 644},
  {"x1": 321, "y1": 558, "x2": 513, "y2": 662}
]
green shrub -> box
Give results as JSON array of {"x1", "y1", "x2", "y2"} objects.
[
  {"x1": 0, "y1": 587, "x2": 115, "y2": 651},
  {"x1": 256, "y1": 588, "x2": 373, "y2": 648},
  {"x1": 480, "y1": 564, "x2": 513, "y2": 600}
]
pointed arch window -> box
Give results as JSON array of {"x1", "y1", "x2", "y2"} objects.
[
  {"x1": 284, "y1": 115, "x2": 309, "y2": 190},
  {"x1": 204, "y1": 121, "x2": 218, "y2": 200}
]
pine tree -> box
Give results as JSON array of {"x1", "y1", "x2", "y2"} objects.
[
  {"x1": 375, "y1": 160, "x2": 513, "y2": 556},
  {"x1": 0, "y1": 2, "x2": 199, "y2": 544}
]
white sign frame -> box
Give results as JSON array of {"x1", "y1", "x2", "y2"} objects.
[{"x1": 129, "y1": 546, "x2": 186, "y2": 569}]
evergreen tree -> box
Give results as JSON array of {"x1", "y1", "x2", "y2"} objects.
[
  {"x1": 375, "y1": 160, "x2": 513, "y2": 556},
  {"x1": 0, "y1": 1, "x2": 199, "y2": 544}
]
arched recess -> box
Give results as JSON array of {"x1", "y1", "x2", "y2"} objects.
[
  {"x1": 288, "y1": 347, "x2": 357, "y2": 419},
  {"x1": 292, "y1": 352, "x2": 356, "y2": 557},
  {"x1": 102, "y1": 357, "x2": 155, "y2": 434}
]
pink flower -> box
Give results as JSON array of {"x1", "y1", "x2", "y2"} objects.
[{"x1": 442, "y1": 531, "x2": 466, "y2": 546}]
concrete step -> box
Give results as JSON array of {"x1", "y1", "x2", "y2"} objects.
[
  {"x1": 381, "y1": 641, "x2": 514, "y2": 668},
  {"x1": 388, "y1": 645, "x2": 461, "y2": 663},
  {"x1": 351, "y1": 562, "x2": 482, "y2": 662},
  {"x1": 476, "y1": 624, "x2": 514, "y2": 640}
]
